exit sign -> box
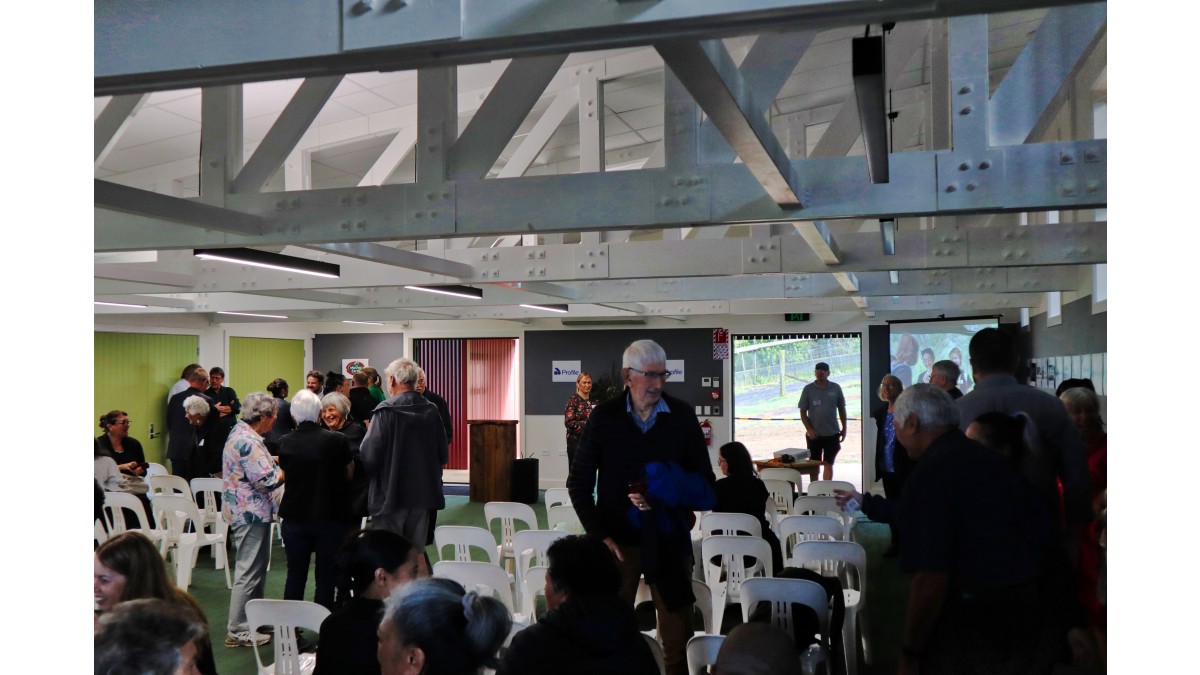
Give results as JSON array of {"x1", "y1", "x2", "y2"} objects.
[{"x1": 784, "y1": 313, "x2": 810, "y2": 321}]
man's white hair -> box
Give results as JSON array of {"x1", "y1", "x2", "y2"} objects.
[
  {"x1": 385, "y1": 357, "x2": 420, "y2": 389},
  {"x1": 893, "y1": 384, "x2": 959, "y2": 429},
  {"x1": 622, "y1": 339, "x2": 667, "y2": 370},
  {"x1": 289, "y1": 390, "x2": 322, "y2": 424},
  {"x1": 182, "y1": 395, "x2": 210, "y2": 416}
]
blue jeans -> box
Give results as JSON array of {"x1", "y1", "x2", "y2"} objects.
[{"x1": 281, "y1": 519, "x2": 348, "y2": 609}]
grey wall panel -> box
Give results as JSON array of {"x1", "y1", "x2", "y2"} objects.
[
  {"x1": 1027, "y1": 298, "x2": 1106, "y2": 358},
  {"x1": 524, "y1": 328, "x2": 723, "y2": 416},
  {"x1": 313, "y1": 333, "x2": 406, "y2": 378}
]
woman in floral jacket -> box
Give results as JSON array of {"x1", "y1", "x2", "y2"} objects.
[
  {"x1": 222, "y1": 391, "x2": 285, "y2": 649},
  {"x1": 563, "y1": 372, "x2": 596, "y2": 479}
]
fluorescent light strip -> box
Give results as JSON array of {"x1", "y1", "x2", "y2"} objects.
[
  {"x1": 217, "y1": 311, "x2": 289, "y2": 319},
  {"x1": 343, "y1": 320, "x2": 385, "y2": 326},
  {"x1": 196, "y1": 253, "x2": 340, "y2": 279},
  {"x1": 403, "y1": 285, "x2": 484, "y2": 300},
  {"x1": 520, "y1": 303, "x2": 570, "y2": 314},
  {"x1": 95, "y1": 301, "x2": 148, "y2": 309}
]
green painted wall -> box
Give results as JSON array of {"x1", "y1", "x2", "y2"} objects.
[
  {"x1": 94, "y1": 332, "x2": 199, "y2": 464},
  {"x1": 229, "y1": 337, "x2": 305, "y2": 403}
]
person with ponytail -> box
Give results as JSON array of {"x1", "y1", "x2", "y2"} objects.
[
  {"x1": 377, "y1": 578, "x2": 511, "y2": 675},
  {"x1": 314, "y1": 530, "x2": 420, "y2": 675}
]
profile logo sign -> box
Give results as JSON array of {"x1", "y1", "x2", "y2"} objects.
[
  {"x1": 551, "y1": 360, "x2": 582, "y2": 382},
  {"x1": 666, "y1": 360, "x2": 685, "y2": 382}
]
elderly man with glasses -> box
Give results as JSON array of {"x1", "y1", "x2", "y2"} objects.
[{"x1": 567, "y1": 339, "x2": 715, "y2": 675}]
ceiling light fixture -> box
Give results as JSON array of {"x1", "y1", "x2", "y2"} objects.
[
  {"x1": 195, "y1": 248, "x2": 340, "y2": 279},
  {"x1": 520, "y1": 303, "x2": 569, "y2": 314},
  {"x1": 94, "y1": 300, "x2": 149, "y2": 309},
  {"x1": 403, "y1": 284, "x2": 484, "y2": 300},
  {"x1": 342, "y1": 320, "x2": 385, "y2": 326},
  {"x1": 217, "y1": 311, "x2": 289, "y2": 319}
]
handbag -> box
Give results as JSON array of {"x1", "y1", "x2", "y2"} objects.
[{"x1": 119, "y1": 475, "x2": 149, "y2": 495}]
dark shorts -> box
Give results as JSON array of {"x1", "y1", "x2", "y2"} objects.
[{"x1": 806, "y1": 434, "x2": 841, "y2": 463}]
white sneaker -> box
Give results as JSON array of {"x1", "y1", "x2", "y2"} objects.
[{"x1": 225, "y1": 631, "x2": 270, "y2": 648}]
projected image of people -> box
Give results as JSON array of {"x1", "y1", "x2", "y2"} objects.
[
  {"x1": 891, "y1": 334, "x2": 919, "y2": 387},
  {"x1": 949, "y1": 346, "x2": 973, "y2": 395},
  {"x1": 918, "y1": 348, "x2": 935, "y2": 384}
]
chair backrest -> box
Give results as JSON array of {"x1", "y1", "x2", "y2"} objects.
[
  {"x1": 513, "y1": 529, "x2": 568, "y2": 571},
  {"x1": 806, "y1": 480, "x2": 855, "y2": 497},
  {"x1": 701, "y1": 535, "x2": 773, "y2": 596},
  {"x1": 484, "y1": 502, "x2": 538, "y2": 553},
  {"x1": 690, "y1": 579, "x2": 714, "y2": 635},
  {"x1": 95, "y1": 518, "x2": 109, "y2": 546},
  {"x1": 793, "y1": 496, "x2": 852, "y2": 540},
  {"x1": 432, "y1": 560, "x2": 516, "y2": 612},
  {"x1": 763, "y1": 479, "x2": 795, "y2": 515},
  {"x1": 245, "y1": 599, "x2": 331, "y2": 675},
  {"x1": 643, "y1": 633, "x2": 666, "y2": 675},
  {"x1": 190, "y1": 477, "x2": 224, "y2": 517},
  {"x1": 686, "y1": 634, "x2": 726, "y2": 675},
  {"x1": 433, "y1": 526, "x2": 501, "y2": 564},
  {"x1": 545, "y1": 487, "x2": 571, "y2": 509},
  {"x1": 763, "y1": 498, "x2": 778, "y2": 535},
  {"x1": 104, "y1": 491, "x2": 153, "y2": 532},
  {"x1": 791, "y1": 540, "x2": 868, "y2": 603},
  {"x1": 523, "y1": 565, "x2": 548, "y2": 620},
  {"x1": 546, "y1": 505, "x2": 583, "y2": 534},
  {"x1": 148, "y1": 475, "x2": 190, "y2": 498},
  {"x1": 700, "y1": 512, "x2": 762, "y2": 539},
  {"x1": 759, "y1": 467, "x2": 804, "y2": 491},
  {"x1": 738, "y1": 577, "x2": 830, "y2": 642},
  {"x1": 778, "y1": 515, "x2": 843, "y2": 566},
  {"x1": 151, "y1": 494, "x2": 201, "y2": 541},
  {"x1": 145, "y1": 463, "x2": 168, "y2": 478}
]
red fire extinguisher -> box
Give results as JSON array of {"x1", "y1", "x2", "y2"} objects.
[{"x1": 700, "y1": 419, "x2": 713, "y2": 446}]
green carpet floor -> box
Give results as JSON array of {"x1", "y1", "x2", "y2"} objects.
[{"x1": 181, "y1": 494, "x2": 907, "y2": 674}]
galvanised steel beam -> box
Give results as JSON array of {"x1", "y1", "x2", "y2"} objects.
[
  {"x1": 232, "y1": 76, "x2": 344, "y2": 194},
  {"x1": 94, "y1": 93, "x2": 148, "y2": 165},
  {"x1": 96, "y1": 0, "x2": 1097, "y2": 95},
  {"x1": 94, "y1": 180, "x2": 266, "y2": 236}
]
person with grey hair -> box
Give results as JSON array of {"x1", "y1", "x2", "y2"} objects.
[
  {"x1": 222, "y1": 391, "x2": 284, "y2": 648},
  {"x1": 930, "y1": 359, "x2": 963, "y2": 399},
  {"x1": 360, "y1": 357, "x2": 448, "y2": 575},
  {"x1": 321, "y1": 391, "x2": 370, "y2": 521},
  {"x1": 891, "y1": 384, "x2": 1054, "y2": 675},
  {"x1": 278, "y1": 389, "x2": 354, "y2": 610},
  {"x1": 376, "y1": 577, "x2": 511, "y2": 675},
  {"x1": 95, "y1": 598, "x2": 206, "y2": 675},
  {"x1": 567, "y1": 339, "x2": 715, "y2": 675},
  {"x1": 167, "y1": 368, "x2": 216, "y2": 481}
]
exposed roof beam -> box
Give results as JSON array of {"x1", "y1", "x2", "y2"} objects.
[
  {"x1": 94, "y1": 264, "x2": 197, "y2": 288},
  {"x1": 497, "y1": 86, "x2": 578, "y2": 179},
  {"x1": 988, "y1": 2, "x2": 1107, "y2": 146},
  {"x1": 306, "y1": 242, "x2": 475, "y2": 278},
  {"x1": 452, "y1": 54, "x2": 569, "y2": 180},
  {"x1": 95, "y1": 294, "x2": 194, "y2": 310},
  {"x1": 793, "y1": 221, "x2": 842, "y2": 265},
  {"x1": 94, "y1": 180, "x2": 266, "y2": 236},
  {"x1": 359, "y1": 128, "x2": 418, "y2": 187},
  {"x1": 492, "y1": 281, "x2": 582, "y2": 300},
  {"x1": 232, "y1": 76, "x2": 343, "y2": 194},
  {"x1": 241, "y1": 289, "x2": 362, "y2": 305},
  {"x1": 94, "y1": 94, "x2": 148, "y2": 167},
  {"x1": 656, "y1": 39, "x2": 802, "y2": 206},
  {"x1": 833, "y1": 272, "x2": 859, "y2": 292}
]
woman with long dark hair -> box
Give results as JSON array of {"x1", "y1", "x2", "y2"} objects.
[
  {"x1": 315, "y1": 530, "x2": 421, "y2": 675},
  {"x1": 713, "y1": 441, "x2": 783, "y2": 572}
]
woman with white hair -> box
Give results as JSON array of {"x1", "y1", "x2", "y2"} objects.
[
  {"x1": 278, "y1": 389, "x2": 355, "y2": 609},
  {"x1": 322, "y1": 391, "x2": 369, "y2": 521}
]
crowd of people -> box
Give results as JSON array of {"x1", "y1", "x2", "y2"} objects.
[{"x1": 94, "y1": 331, "x2": 1106, "y2": 675}]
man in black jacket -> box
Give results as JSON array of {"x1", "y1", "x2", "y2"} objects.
[
  {"x1": 567, "y1": 339, "x2": 715, "y2": 675},
  {"x1": 166, "y1": 367, "x2": 216, "y2": 479},
  {"x1": 498, "y1": 535, "x2": 659, "y2": 675}
]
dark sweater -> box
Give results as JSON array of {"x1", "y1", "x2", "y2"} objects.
[
  {"x1": 278, "y1": 421, "x2": 353, "y2": 521},
  {"x1": 314, "y1": 597, "x2": 384, "y2": 675},
  {"x1": 497, "y1": 595, "x2": 659, "y2": 675}
]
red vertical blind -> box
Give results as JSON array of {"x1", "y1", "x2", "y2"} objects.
[
  {"x1": 467, "y1": 339, "x2": 521, "y2": 457},
  {"x1": 413, "y1": 338, "x2": 468, "y2": 470}
]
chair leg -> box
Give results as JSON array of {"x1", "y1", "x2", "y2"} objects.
[
  {"x1": 842, "y1": 607, "x2": 858, "y2": 675},
  {"x1": 176, "y1": 544, "x2": 194, "y2": 591}
]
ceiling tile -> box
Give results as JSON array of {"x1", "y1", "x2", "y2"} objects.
[
  {"x1": 146, "y1": 88, "x2": 200, "y2": 106},
  {"x1": 154, "y1": 93, "x2": 203, "y2": 123},
  {"x1": 612, "y1": 104, "x2": 662, "y2": 131},
  {"x1": 346, "y1": 70, "x2": 417, "y2": 89},
  {"x1": 112, "y1": 106, "x2": 201, "y2": 149},
  {"x1": 242, "y1": 79, "x2": 303, "y2": 119},
  {"x1": 373, "y1": 80, "x2": 419, "y2": 107},
  {"x1": 314, "y1": 101, "x2": 362, "y2": 126},
  {"x1": 102, "y1": 132, "x2": 202, "y2": 174},
  {"x1": 336, "y1": 90, "x2": 397, "y2": 116}
]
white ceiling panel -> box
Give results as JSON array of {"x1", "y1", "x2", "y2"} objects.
[
  {"x1": 336, "y1": 89, "x2": 398, "y2": 116},
  {"x1": 242, "y1": 78, "x2": 303, "y2": 118},
  {"x1": 102, "y1": 132, "x2": 201, "y2": 174},
  {"x1": 314, "y1": 100, "x2": 363, "y2": 126},
  {"x1": 111, "y1": 106, "x2": 200, "y2": 149}
]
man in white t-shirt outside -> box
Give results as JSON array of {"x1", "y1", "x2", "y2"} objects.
[{"x1": 797, "y1": 362, "x2": 847, "y2": 480}]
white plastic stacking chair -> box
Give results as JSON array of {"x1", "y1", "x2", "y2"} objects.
[
  {"x1": 763, "y1": 479, "x2": 795, "y2": 516},
  {"x1": 701, "y1": 535, "x2": 773, "y2": 627},
  {"x1": 763, "y1": 498, "x2": 780, "y2": 538},
  {"x1": 145, "y1": 462, "x2": 168, "y2": 478},
  {"x1": 700, "y1": 512, "x2": 762, "y2": 539},
  {"x1": 739, "y1": 577, "x2": 831, "y2": 674},
  {"x1": 244, "y1": 599, "x2": 330, "y2": 675},
  {"x1": 778, "y1": 515, "x2": 844, "y2": 567},
  {"x1": 794, "y1": 495, "x2": 854, "y2": 541},
  {"x1": 643, "y1": 633, "x2": 666, "y2": 675},
  {"x1": 807, "y1": 480, "x2": 855, "y2": 497},
  {"x1": 546, "y1": 505, "x2": 584, "y2": 534},
  {"x1": 190, "y1": 477, "x2": 228, "y2": 539},
  {"x1": 484, "y1": 501, "x2": 538, "y2": 570},
  {"x1": 149, "y1": 474, "x2": 191, "y2": 498},
  {"x1": 434, "y1": 525, "x2": 503, "y2": 564},
  {"x1": 432, "y1": 560, "x2": 516, "y2": 613},
  {"x1": 759, "y1": 467, "x2": 805, "y2": 499},
  {"x1": 95, "y1": 518, "x2": 109, "y2": 546},
  {"x1": 521, "y1": 565, "x2": 549, "y2": 622},
  {"x1": 544, "y1": 487, "x2": 570, "y2": 509},
  {"x1": 685, "y1": 634, "x2": 725, "y2": 675},
  {"x1": 691, "y1": 579, "x2": 714, "y2": 635},
  {"x1": 103, "y1": 491, "x2": 168, "y2": 555},
  {"x1": 151, "y1": 494, "x2": 231, "y2": 591},
  {"x1": 792, "y1": 540, "x2": 869, "y2": 675},
  {"x1": 512, "y1": 529, "x2": 567, "y2": 613}
]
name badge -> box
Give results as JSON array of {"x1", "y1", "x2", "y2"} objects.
[{"x1": 812, "y1": 399, "x2": 821, "y2": 406}]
